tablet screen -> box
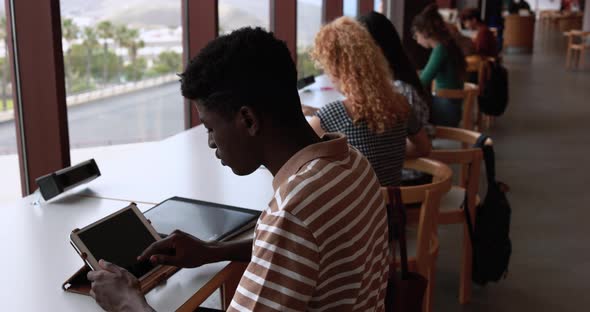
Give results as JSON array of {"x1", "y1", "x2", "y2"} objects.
[
  {"x1": 145, "y1": 197, "x2": 260, "y2": 241},
  {"x1": 77, "y1": 208, "x2": 156, "y2": 278}
]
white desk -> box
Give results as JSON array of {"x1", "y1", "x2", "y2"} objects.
[
  {"x1": 299, "y1": 75, "x2": 344, "y2": 109},
  {"x1": 0, "y1": 195, "x2": 227, "y2": 311},
  {"x1": 77, "y1": 126, "x2": 274, "y2": 210}
]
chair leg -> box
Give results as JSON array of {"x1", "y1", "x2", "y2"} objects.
[
  {"x1": 459, "y1": 223, "x2": 473, "y2": 304},
  {"x1": 476, "y1": 112, "x2": 483, "y2": 131},
  {"x1": 566, "y1": 48, "x2": 571, "y2": 69},
  {"x1": 580, "y1": 49, "x2": 586, "y2": 70},
  {"x1": 482, "y1": 114, "x2": 493, "y2": 129},
  {"x1": 572, "y1": 49, "x2": 578, "y2": 69},
  {"x1": 424, "y1": 265, "x2": 437, "y2": 312}
]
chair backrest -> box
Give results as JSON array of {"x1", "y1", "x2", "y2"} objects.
[
  {"x1": 381, "y1": 158, "x2": 452, "y2": 274},
  {"x1": 429, "y1": 127, "x2": 491, "y2": 220},
  {"x1": 466, "y1": 56, "x2": 496, "y2": 93},
  {"x1": 466, "y1": 55, "x2": 483, "y2": 74},
  {"x1": 434, "y1": 83, "x2": 479, "y2": 130},
  {"x1": 568, "y1": 30, "x2": 590, "y2": 46}
]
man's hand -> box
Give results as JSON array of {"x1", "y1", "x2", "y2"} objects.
[
  {"x1": 87, "y1": 260, "x2": 153, "y2": 312},
  {"x1": 138, "y1": 230, "x2": 220, "y2": 268}
]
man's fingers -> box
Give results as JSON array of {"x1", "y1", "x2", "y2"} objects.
[
  {"x1": 99, "y1": 259, "x2": 123, "y2": 273},
  {"x1": 87, "y1": 270, "x2": 105, "y2": 282},
  {"x1": 89, "y1": 288, "x2": 96, "y2": 299},
  {"x1": 150, "y1": 254, "x2": 177, "y2": 266},
  {"x1": 138, "y1": 237, "x2": 174, "y2": 261}
]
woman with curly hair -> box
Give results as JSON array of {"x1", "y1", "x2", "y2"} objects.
[
  {"x1": 308, "y1": 17, "x2": 430, "y2": 186},
  {"x1": 413, "y1": 4, "x2": 467, "y2": 127}
]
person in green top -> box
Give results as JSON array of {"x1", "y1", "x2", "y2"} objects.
[{"x1": 412, "y1": 4, "x2": 467, "y2": 127}]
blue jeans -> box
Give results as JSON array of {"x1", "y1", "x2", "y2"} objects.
[{"x1": 431, "y1": 96, "x2": 462, "y2": 127}]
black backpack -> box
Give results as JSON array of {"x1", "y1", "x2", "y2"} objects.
[
  {"x1": 463, "y1": 135, "x2": 512, "y2": 285},
  {"x1": 478, "y1": 60, "x2": 509, "y2": 116}
]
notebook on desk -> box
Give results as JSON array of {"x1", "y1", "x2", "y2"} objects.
[{"x1": 144, "y1": 196, "x2": 261, "y2": 242}]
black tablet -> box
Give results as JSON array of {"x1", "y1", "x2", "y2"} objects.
[
  {"x1": 70, "y1": 203, "x2": 161, "y2": 278},
  {"x1": 144, "y1": 197, "x2": 261, "y2": 242}
]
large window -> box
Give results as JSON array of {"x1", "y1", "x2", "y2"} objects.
[
  {"x1": 344, "y1": 0, "x2": 359, "y2": 17},
  {"x1": 60, "y1": 0, "x2": 184, "y2": 150},
  {"x1": 374, "y1": 0, "x2": 383, "y2": 13},
  {"x1": 0, "y1": 6, "x2": 15, "y2": 156},
  {"x1": 0, "y1": 0, "x2": 21, "y2": 202},
  {"x1": 218, "y1": 0, "x2": 270, "y2": 35},
  {"x1": 297, "y1": 0, "x2": 323, "y2": 79}
]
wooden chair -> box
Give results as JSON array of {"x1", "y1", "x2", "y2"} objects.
[
  {"x1": 175, "y1": 261, "x2": 249, "y2": 311},
  {"x1": 383, "y1": 158, "x2": 452, "y2": 312},
  {"x1": 428, "y1": 126, "x2": 492, "y2": 304},
  {"x1": 466, "y1": 55, "x2": 487, "y2": 88},
  {"x1": 433, "y1": 83, "x2": 479, "y2": 130},
  {"x1": 565, "y1": 30, "x2": 590, "y2": 70}
]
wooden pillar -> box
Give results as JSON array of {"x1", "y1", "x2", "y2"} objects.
[
  {"x1": 388, "y1": 0, "x2": 405, "y2": 36},
  {"x1": 388, "y1": 0, "x2": 435, "y2": 69},
  {"x1": 436, "y1": 0, "x2": 456, "y2": 8},
  {"x1": 182, "y1": 0, "x2": 218, "y2": 128},
  {"x1": 6, "y1": 0, "x2": 70, "y2": 195},
  {"x1": 323, "y1": 0, "x2": 344, "y2": 23},
  {"x1": 271, "y1": 0, "x2": 297, "y2": 62},
  {"x1": 584, "y1": 0, "x2": 590, "y2": 31},
  {"x1": 359, "y1": 0, "x2": 375, "y2": 15}
]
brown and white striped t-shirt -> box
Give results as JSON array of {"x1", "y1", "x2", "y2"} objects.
[{"x1": 228, "y1": 133, "x2": 390, "y2": 312}]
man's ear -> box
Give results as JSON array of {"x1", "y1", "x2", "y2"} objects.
[{"x1": 237, "y1": 106, "x2": 260, "y2": 136}]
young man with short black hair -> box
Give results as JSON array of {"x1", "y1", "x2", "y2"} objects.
[{"x1": 87, "y1": 27, "x2": 390, "y2": 312}]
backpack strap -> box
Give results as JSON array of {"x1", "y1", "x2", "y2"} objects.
[
  {"x1": 462, "y1": 172, "x2": 477, "y2": 249},
  {"x1": 385, "y1": 187, "x2": 411, "y2": 280},
  {"x1": 385, "y1": 189, "x2": 395, "y2": 244},
  {"x1": 462, "y1": 134, "x2": 494, "y2": 248},
  {"x1": 474, "y1": 134, "x2": 488, "y2": 147},
  {"x1": 474, "y1": 134, "x2": 497, "y2": 183}
]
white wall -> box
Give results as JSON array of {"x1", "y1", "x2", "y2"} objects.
[{"x1": 530, "y1": 0, "x2": 561, "y2": 11}]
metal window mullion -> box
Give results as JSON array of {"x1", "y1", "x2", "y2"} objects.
[{"x1": 8, "y1": 0, "x2": 30, "y2": 194}]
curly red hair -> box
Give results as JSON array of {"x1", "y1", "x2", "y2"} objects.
[{"x1": 311, "y1": 17, "x2": 409, "y2": 133}]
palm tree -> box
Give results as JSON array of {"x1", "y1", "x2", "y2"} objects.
[
  {"x1": 116, "y1": 26, "x2": 145, "y2": 81},
  {"x1": 96, "y1": 21, "x2": 114, "y2": 84},
  {"x1": 119, "y1": 27, "x2": 144, "y2": 63},
  {"x1": 81, "y1": 27, "x2": 99, "y2": 85},
  {"x1": 62, "y1": 18, "x2": 79, "y2": 44},
  {"x1": 61, "y1": 18, "x2": 79, "y2": 92},
  {"x1": 0, "y1": 17, "x2": 8, "y2": 111},
  {"x1": 113, "y1": 24, "x2": 129, "y2": 80}
]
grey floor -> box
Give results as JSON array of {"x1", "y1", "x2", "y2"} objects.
[{"x1": 435, "y1": 30, "x2": 590, "y2": 311}]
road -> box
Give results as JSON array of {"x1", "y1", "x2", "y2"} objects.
[{"x1": 0, "y1": 82, "x2": 184, "y2": 155}]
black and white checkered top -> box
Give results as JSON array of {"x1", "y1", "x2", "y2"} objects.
[{"x1": 316, "y1": 101, "x2": 421, "y2": 186}]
